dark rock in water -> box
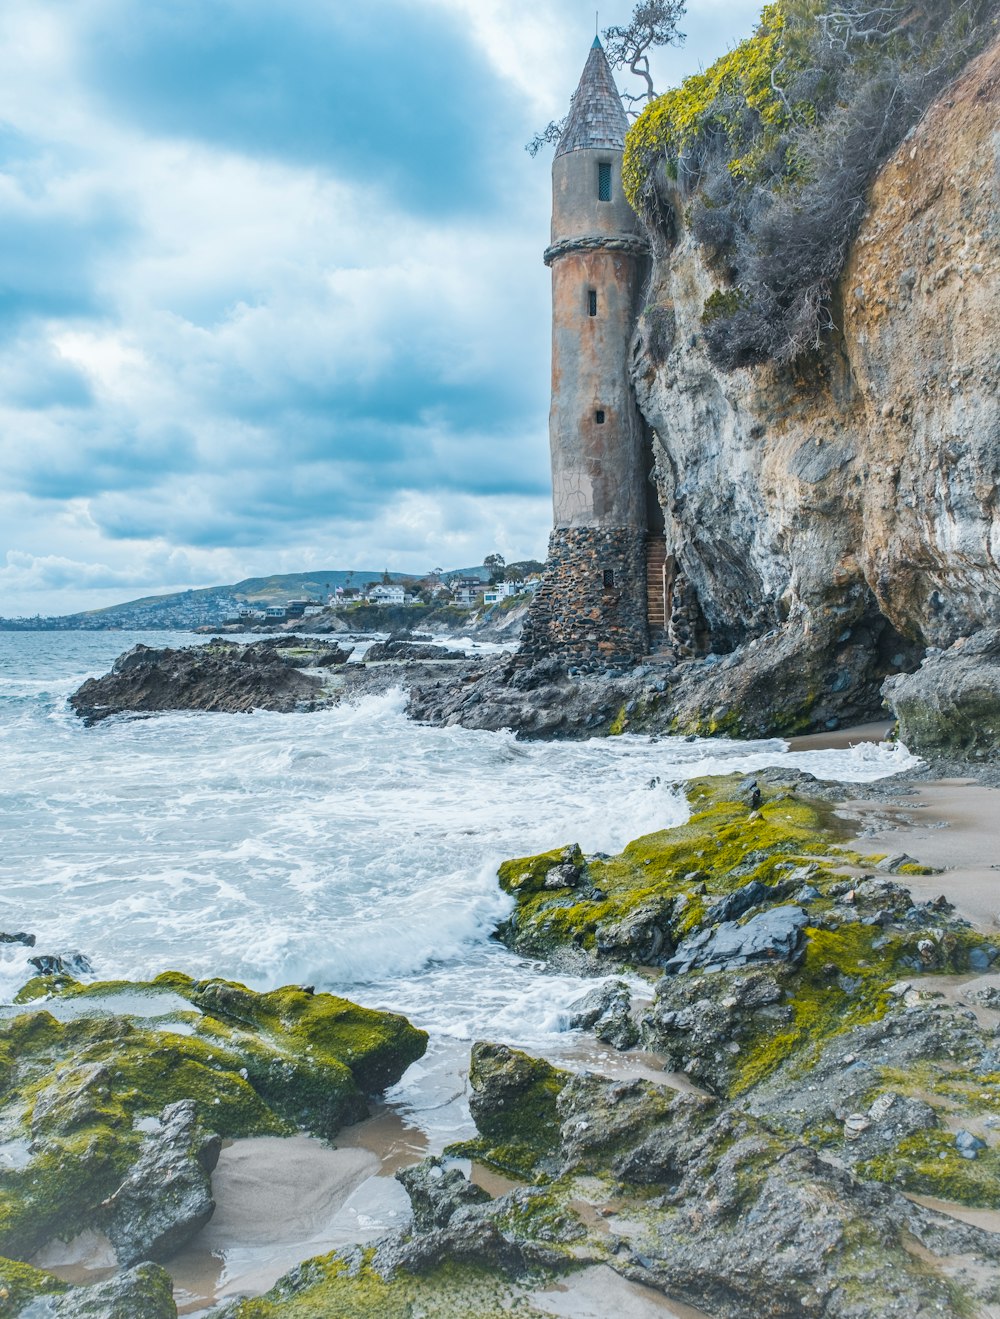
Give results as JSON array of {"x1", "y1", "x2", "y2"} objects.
[
  {"x1": 103, "y1": 1099, "x2": 221, "y2": 1265},
  {"x1": 567, "y1": 980, "x2": 625, "y2": 1029},
  {"x1": 28, "y1": 952, "x2": 92, "y2": 977},
  {"x1": 567, "y1": 980, "x2": 637, "y2": 1050},
  {"x1": 39, "y1": 1262, "x2": 176, "y2": 1318},
  {"x1": 68, "y1": 639, "x2": 347, "y2": 723},
  {"x1": 663, "y1": 905, "x2": 809, "y2": 975},
  {"x1": 396, "y1": 1156, "x2": 490, "y2": 1230},
  {"x1": 365, "y1": 640, "x2": 464, "y2": 662},
  {"x1": 467, "y1": 1043, "x2": 562, "y2": 1149},
  {"x1": 0, "y1": 931, "x2": 35, "y2": 947}
]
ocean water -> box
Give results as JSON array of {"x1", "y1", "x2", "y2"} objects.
[{"x1": 0, "y1": 630, "x2": 918, "y2": 1130}]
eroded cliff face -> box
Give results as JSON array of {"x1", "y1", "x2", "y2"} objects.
[{"x1": 630, "y1": 37, "x2": 1000, "y2": 735}]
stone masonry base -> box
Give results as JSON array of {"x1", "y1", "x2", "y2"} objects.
[{"x1": 520, "y1": 527, "x2": 648, "y2": 669}]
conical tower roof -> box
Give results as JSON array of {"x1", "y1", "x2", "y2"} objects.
[{"x1": 555, "y1": 37, "x2": 628, "y2": 158}]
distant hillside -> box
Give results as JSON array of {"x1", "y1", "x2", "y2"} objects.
[{"x1": 0, "y1": 566, "x2": 494, "y2": 630}]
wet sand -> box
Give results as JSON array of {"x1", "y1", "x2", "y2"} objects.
[
  {"x1": 530, "y1": 1264, "x2": 712, "y2": 1319},
  {"x1": 840, "y1": 780, "x2": 1000, "y2": 930},
  {"x1": 788, "y1": 720, "x2": 895, "y2": 752},
  {"x1": 789, "y1": 722, "x2": 1000, "y2": 932},
  {"x1": 169, "y1": 1134, "x2": 410, "y2": 1315}
]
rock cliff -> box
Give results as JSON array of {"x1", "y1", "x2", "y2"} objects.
[{"x1": 630, "y1": 36, "x2": 1000, "y2": 740}]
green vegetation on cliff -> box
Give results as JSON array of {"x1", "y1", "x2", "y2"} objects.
[{"x1": 624, "y1": 0, "x2": 1000, "y2": 367}]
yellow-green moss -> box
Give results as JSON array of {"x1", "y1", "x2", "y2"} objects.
[
  {"x1": 0, "y1": 1255, "x2": 66, "y2": 1311},
  {"x1": 608, "y1": 705, "x2": 629, "y2": 736},
  {"x1": 454, "y1": 1047, "x2": 568, "y2": 1181},
  {"x1": 858, "y1": 1131, "x2": 1000, "y2": 1208},
  {"x1": 217, "y1": 1250, "x2": 566, "y2": 1319},
  {"x1": 730, "y1": 923, "x2": 898, "y2": 1094},
  {"x1": 496, "y1": 775, "x2": 846, "y2": 961},
  {"x1": 623, "y1": 2, "x2": 793, "y2": 206},
  {"x1": 0, "y1": 975, "x2": 428, "y2": 1259}
]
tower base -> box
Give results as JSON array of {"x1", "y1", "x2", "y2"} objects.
[{"x1": 520, "y1": 527, "x2": 648, "y2": 669}]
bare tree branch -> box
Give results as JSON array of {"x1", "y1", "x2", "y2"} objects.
[{"x1": 527, "y1": 1, "x2": 686, "y2": 152}]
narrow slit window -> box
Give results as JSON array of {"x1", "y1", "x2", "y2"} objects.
[
  {"x1": 588, "y1": 289, "x2": 598, "y2": 317},
  {"x1": 598, "y1": 162, "x2": 612, "y2": 202},
  {"x1": 603, "y1": 569, "x2": 615, "y2": 588},
  {"x1": 595, "y1": 410, "x2": 606, "y2": 424}
]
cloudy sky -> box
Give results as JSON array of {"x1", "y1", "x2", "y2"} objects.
[{"x1": 0, "y1": 0, "x2": 760, "y2": 616}]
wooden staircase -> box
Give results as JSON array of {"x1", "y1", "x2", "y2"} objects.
[{"x1": 646, "y1": 535, "x2": 669, "y2": 635}]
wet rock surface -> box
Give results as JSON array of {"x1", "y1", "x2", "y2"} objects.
[
  {"x1": 884, "y1": 629, "x2": 1000, "y2": 764},
  {"x1": 103, "y1": 1099, "x2": 221, "y2": 1266},
  {"x1": 69, "y1": 638, "x2": 352, "y2": 723},
  {"x1": 364, "y1": 639, "x2": 465, "y2": 662},
  {"x1": 0, "y1": 974, "x2": 427, "y2": 1317}
]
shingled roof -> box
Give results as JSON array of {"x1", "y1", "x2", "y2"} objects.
[{"x1": 555, "y1": 37, "x2": 628, "y2": 158}]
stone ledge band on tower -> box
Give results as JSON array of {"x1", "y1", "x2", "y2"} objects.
[{"x1": 543, "y1": 234, "x2": 651, "y2": 268}]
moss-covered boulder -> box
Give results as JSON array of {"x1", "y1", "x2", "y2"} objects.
[
  {"x1": 0, "y1": 975, "x2": 426, "y2": 1263},
  {"x1": 0, "y1": 1258, "x2": 175, "y2": 1318},
  {"x1": 448, "y1": 1043, "x2": 569, "y2": 1180},
  {"x1": 495, "y1": 774, "x2": 852, "y2": 963}
]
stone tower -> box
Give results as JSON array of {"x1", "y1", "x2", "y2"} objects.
[{"x1": 520, "y1": 37, "x2": 651, "y2": 670}]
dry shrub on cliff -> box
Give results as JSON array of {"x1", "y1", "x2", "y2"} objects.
[{"x1": 626, "y1": 0, "x2": 1000, "y2": 369}]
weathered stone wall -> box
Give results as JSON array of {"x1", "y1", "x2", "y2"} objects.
[
  {"x1": 520, "y1": 528, "x2": 648, "y2": 668},
  {"x1": 549, "y1": 245, "x2": 649, "y2": 530}
]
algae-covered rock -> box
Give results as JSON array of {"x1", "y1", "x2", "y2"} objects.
[
  {"x1": 30, "y1": 1262, "x2": 176, "y2": 1318},
  {"x1": 448, "y1": 1043, "x2": 568, "y2": 1181},
  {"x1": 494, "y1": 774, "x2": 848, "y2": 966},
  {"x1": 0, "y1": 1256, "x2": 68, "y2": 1311},
  {"x1": 0, "y1": 974, "x2": 426, "y2": 1265},
  {"x1": 396, "y1": 1157, "x2": 490, "y2": 1231}
]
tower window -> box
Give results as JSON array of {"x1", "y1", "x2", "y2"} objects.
[
  {"x1": 595, "y1": 410, "x2": 605, "y2": 424},
  {"x1": 598, "y1": 163, "x2": 612, "y2": 202},
  {"x1": 603, "y1": 569, "x2": 615, "y2": 588},
  {"x1": 587, "y1": 289, "x2": 598, "y2": 317}
]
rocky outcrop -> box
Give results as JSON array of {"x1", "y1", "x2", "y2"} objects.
[
  {"x1": 0, "y1": 973, "x2": 426, "y2": 1276},
  {"x1": 364, "y1": 639, "x2": 465, "y2": 662},
  {"x1": 620, "y1": 37, "x2": 1000, "y2": 738},
  {"x1": 103, "y1": 1099, "x2": 221, "y2": 1266},
  {"x1": 69, "y1": 638, "x2": 351, "y2": 723},
  {"x1": 883, "y1": 628, "x2": 1000, "y2": 761}
]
